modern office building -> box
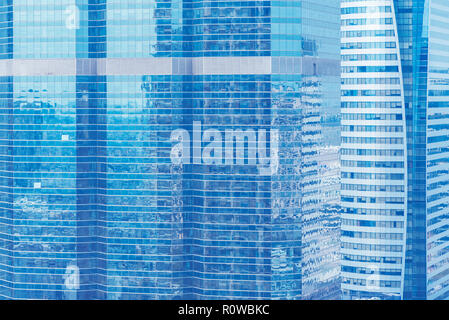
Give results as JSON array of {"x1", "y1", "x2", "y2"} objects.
[
  {"x1": 341, "y1": 0, "x2": 449, "y2": 300},
  {"x1": 0, "y1": 0, "x2": 341, "y2": 299}
]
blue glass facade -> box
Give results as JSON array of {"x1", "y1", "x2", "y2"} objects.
[
  {"x1": 0, "y1": 0, "x2": 341, "y2": 300},
  {"x1": 396, "y1": 0, "x2": 428, "y2": 300}
]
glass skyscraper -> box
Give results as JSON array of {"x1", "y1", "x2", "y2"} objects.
[
  {"x1": 341, "y1": 0, "x2": 449, "y2": 300},
  {"x1": 0, "y1": 0, "x2": 341, "y2": 300}
]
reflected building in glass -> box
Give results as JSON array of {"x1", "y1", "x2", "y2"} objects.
[
  {"x1": 0, "y1": 0, "x2": 340, "y2": 299},
  {"x1": 341, "y1": 0, "x2": 449, "y2": 300}
]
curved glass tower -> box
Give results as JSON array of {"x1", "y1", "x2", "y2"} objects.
[
  {"x1": 341, "y1": 0, "x2": 408, "y2": 300},
  {"x1": 0, "y1": 0, "x2": 341, "y2": 300},
  {"x1": 341, "y1": 0, "x2": 449, "y2": 300}
]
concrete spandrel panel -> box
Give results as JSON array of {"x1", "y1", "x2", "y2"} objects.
[
  {"x1": 103, "y1": 58, "x2": 173, "y2": 75},
  {"x1": 0, "y1": 60, "x2": 12, "y2": 76},
  {"x1": 0, "y1": 57, "x2": 273, "y2": 76},
  {"x1": 13, "y1": 59, "x2": 77, "y2": 76}
]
